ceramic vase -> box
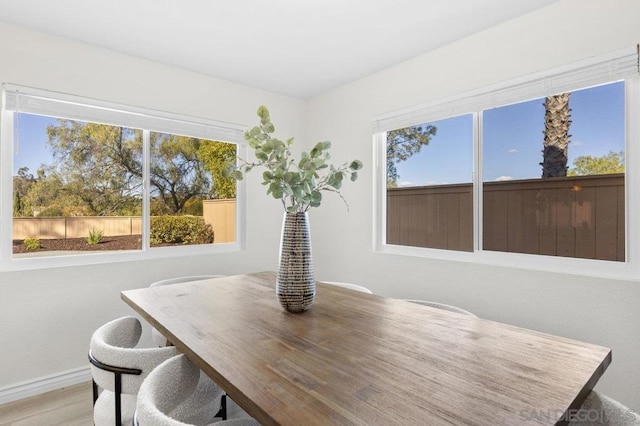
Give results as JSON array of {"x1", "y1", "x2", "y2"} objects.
[{"x1": 276, "y1": 212, "x2": 315, "y2": 312}]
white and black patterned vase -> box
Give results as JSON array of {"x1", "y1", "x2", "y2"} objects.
[{"x1": 276, "y1": 212, "x2": 315, "y2": 312}]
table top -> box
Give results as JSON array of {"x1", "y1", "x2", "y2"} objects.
[{"x1": 121, "y1": 271, "x2": 611, "y2": 426}]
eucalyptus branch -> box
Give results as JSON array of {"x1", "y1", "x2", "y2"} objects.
[{"x1": 225, "y1": 105, "x2": 363, "y2": 213}]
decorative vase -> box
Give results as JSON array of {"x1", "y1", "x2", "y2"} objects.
[{"x1": 276, "y1": 212, "x2": 315, "y2": 312}]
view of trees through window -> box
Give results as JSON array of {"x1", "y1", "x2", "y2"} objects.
[
  {"x1": 12, "y1": 113, "x2": 237, "y2": 257},
  {"x1": 386, "y1": 81, "x2": 625, "y2": 261}
]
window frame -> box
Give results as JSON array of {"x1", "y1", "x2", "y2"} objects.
[
  {"x1": 374, "y1": 48, "x2": 640, "y2": 280},
  {"x1": 1, "y1": 85, "x2": 247, "y2": 271}
]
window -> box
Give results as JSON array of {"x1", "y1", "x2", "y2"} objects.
[
  {"x1": 386, "y1": 114, "x2": 473, "y2": 251},
  {"x1": 482, "y1": 82, "x2": 625, "y2": 261},
  {"x1": 375, "y1": 49, "x2": 639, "y2": 279},
  {"x1": 1, "y1": 85, "x2": 245, "y2": 270}
]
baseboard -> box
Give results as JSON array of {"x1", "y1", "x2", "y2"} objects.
[{"x1": 0, "y1": 366, "x2": 91, "y2": 405}]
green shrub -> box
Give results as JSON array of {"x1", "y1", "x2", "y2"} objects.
[
  {"x1": 23, "y1": 237, "x2": 41, "y2": 251},
  {"x1": 150, "y1": 216, "x2": 215, "y2": 245},
  {"x1": 86, "y1": 228, "x2": 104, "y2": 245}
]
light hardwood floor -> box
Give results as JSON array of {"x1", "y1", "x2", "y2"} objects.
[
  {"x1": 0, "y1": 382, "x2": 251, "y2": 425},
  {"x1": 0, "y1": 381, "x2": 93, "y2": 426}
]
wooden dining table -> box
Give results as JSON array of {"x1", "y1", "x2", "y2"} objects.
[{"x1": 121, "y1": 271, "x2": 611, "y2": 425}]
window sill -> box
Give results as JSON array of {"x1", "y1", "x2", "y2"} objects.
[
  {"x1": 0, "y1": 242, "x2": 242, "y2": 272},
  {"x1": 376, "y1": 243, "x2": 639, "y2": 282}
]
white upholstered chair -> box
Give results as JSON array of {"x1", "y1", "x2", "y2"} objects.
[
  {"x1": 404, "y1": 299, "x2": 477, "y2": 317},
  {"x1": 150, "y1": 275, "x2": 225, "y2": 288},
  {"x1": 149, "y1": 275, "x2": 225, "y2": 346},
  {"x1": 320, "y1": 280, "x2": 373, "y2": 294},
  {"x1": 89, "y1": 316, "x2": 177, "y2": 426},
  {"x1": 569, "y1": 391, "x2": 640, "y2": 425},
  {"x1": 135, "y1": 354, "x2": 258, "y2": 426}
]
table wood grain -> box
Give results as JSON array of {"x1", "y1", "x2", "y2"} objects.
[{"x1": 122, "y1": 272, "x2": 611, "y2": 425}]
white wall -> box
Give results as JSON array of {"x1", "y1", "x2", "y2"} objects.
[
  {"x1": 0, "y1": 22, "x2": 303, "y2": 391},
  {"x1": 307, "y1": 0, "x2": 640, "y2": 412}
]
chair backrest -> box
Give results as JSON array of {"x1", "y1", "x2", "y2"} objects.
[
  {"x1": 136, "y1": 354, "x2": 225, "y2": 426},
  {"x1": 150, "y1": 275, "x2": 225, "y2": 288},
  {"x1": 90, "y1": 316, "x2": 177, "y2": 395},
  {"x1": 321, "y1": 280, "x2": 373, "y2": 294},
  {"x1": 404, "y1": 299, "x2": 477, "y2": 317},
  {"x1": 569, "y1": 391, "x2": 640, "y2": 425}
]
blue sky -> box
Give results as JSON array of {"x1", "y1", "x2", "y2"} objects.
[
  {"x1": 392, "y1": 81, "x2": 625, "y2": 186},
  {"x1": 13, "y1": 114, "x2": 59, "y2": 175}
]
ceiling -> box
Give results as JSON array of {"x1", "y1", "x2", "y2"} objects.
[{"x1": 0, "y1": 0, "x2": 560, "y2": 99}]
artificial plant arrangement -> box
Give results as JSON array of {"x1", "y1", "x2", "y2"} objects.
[{"x1": 227, "y1": 105, "x2": 363, "y2": 212}]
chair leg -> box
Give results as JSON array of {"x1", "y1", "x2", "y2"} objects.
[
  {"x1": 216, "y1": 394, "x2": 227, "y2": 420},
  {"x1": 114, "y1": 373, "x2": 122, "y2": 426},
  {"x1": 92, "y1": 379, "x2": 99, "y2": 405}
]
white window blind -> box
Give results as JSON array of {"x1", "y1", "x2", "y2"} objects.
[
  {"x1": 2, "y1": 84, "x2": 244, "y2": 142},
  {"x1": 375, "y1": 48, "x2": 638, "y2": 132}
]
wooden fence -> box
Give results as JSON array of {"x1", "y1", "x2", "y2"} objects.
[
  {"x1": 387, "y1": 174, "x2": 625, "y2": 261},
  {"x1": 202, "y1": 199, "x2": 236, "y2": 243},
  {"x1": 13, "y1": 198, "x2": 238, "y2": 244},
  {"x1": 387, "y1": 183, "x2": 473, "y2": 252},
  {"x1": 13, "y1": 216, "x2": 142, "y2": 240}
]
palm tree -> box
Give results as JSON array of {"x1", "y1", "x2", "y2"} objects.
[{"x1": 540, "y1": 93, "x2": 572, "y2": 177}]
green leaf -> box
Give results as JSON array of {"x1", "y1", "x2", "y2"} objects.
[
  {"x1": 255, "y1": 150, "x2": 268, "y2": 162},
  {"x1": 310, "y1": 142, "x2": 324, "y2": 158},
  {"x1": 263, "y1": 122, "x2": 275, "y2": 133},
  {"x1": 309, "y1": 191, "x2": 322, "y2": 207},
  {"x1": 257, "y1": 105, "x2": 270, "y2": 124},
  {"x1": 299, "y1": 157, "x2": 309, "y2": 169},
  {"x1": 292, "y1": 186, "x2": 303, "y2": 200},
  {"x1": 350, "y1": 160, "x2": 363, "y2": 170},
  {"x1": 249, "y1": 126, "x2": 261, "y2": 137},
  {"x1": 312, "y1": 158, "x2": 325, "y2": 169},
  {"x1": 269, "y1": 182, "x2": 283, "y2": 198}
]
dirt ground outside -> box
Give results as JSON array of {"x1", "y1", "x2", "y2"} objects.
[{"x1": 13, "y1": 235, "x2": 145, "y2": 254}]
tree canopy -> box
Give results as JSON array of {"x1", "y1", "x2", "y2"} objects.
[
  {"x1": 149, "y1": 133, "x2": 211, "y2": 214},
  {"x1": 386, "y1": 124, "x2": 437, "y2": 187},
  {"x1": 47, "y1": 120, "x2": 143, "y2": 216},
  {"x1": 568, "y1": 150, "x2": 624, "y2": 176},
  {"x1": 14, "y1": 119, "x2": 237, "y2": 218},
  {"x1": 198, "y1": 140, "x2": 237, "y2": 199}
]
